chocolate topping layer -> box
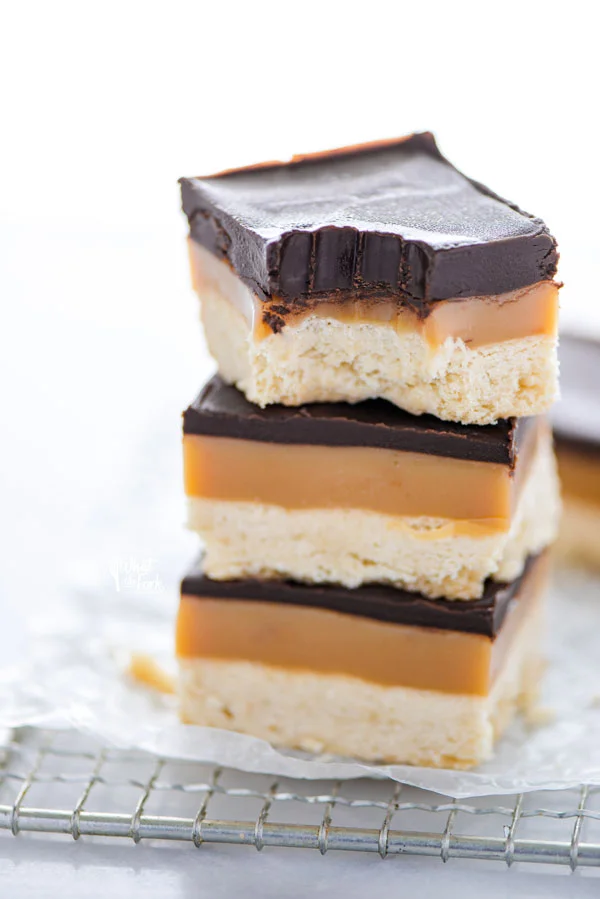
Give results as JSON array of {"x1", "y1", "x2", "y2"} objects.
[
  {"x1": 183, "y1": 376, "x2": 531, "y2": 466},
  {"x1": 180, "y1": 133, "x2": 557, "y2": 316},
  {"x1": 181, "y1": 555, "x2": 539, "y2": 638},
  {"x1": 553, "y1": 334, "x2": 600, "y2": 454}
]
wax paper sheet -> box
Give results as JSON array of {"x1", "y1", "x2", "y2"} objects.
[{"x1": 1, "y1": 562, "x2": 600, "y2": 800}]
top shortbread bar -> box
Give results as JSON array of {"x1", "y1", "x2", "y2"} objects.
[{"x1": 181, "y1": 133, "x2": 560, "y2": 424}]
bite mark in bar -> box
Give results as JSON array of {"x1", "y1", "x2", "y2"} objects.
[
  {"x1": 181, "y1": 133, "x2": 557, "y2": 304},
  {"x1": 180, "y1": 133, "x2": 560, "y2": 423},
  {"x1": 189, "y1": 240, "x2": 559, "y2": 347}
]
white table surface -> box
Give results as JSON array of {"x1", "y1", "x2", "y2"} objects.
[{"x1": 3, "y1": 833, "x2": 600, "y2": 899}]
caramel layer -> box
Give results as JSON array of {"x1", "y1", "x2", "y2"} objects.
[
  {"x1": 176, "y1": 558, "x2": 544, "y2": 696},
  {"x1": 188, "y1": 239, "x2": 559, "y2": 347},
  {"x1": 556, "y1": 445, "x2": 600, "y2": 507},
  {"x1": 183, "y1": 423, "x2": 541, "y2": 530}
]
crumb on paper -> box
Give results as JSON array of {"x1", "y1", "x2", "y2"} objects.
[
  {"x1": 524, "y1": 706, "x2": 556, "y2": 728},
  {"x1": 128, "y1": 653, "x2": 175, "y2": 695}
]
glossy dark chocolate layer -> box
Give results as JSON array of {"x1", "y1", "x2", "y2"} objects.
[
  {"x1": 180, "y1": 133, "x2": 557, "y2": 314},
  {"x1": 183, "y1": 376, "x2": 531, "y2": 466},
  {"x1": 182, "y1": 555, "x2": 540, "y2": 638},
  {"x1": 553, "y1": 334, "x2": 600, "y2": 454}
]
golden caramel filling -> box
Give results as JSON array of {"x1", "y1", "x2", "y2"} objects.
[
  {"x1": 176, "y1": 556, "x2": 546, "y2": 695},
  {"x1": 183, "y1": 423, "x2": 542, "y2": 532},
  {"x1": 556, "y1": 445, "x2": 600, "y2": 507},
  {"x1": 188, "y1": 239, "x2": 559, "y2": 349}
]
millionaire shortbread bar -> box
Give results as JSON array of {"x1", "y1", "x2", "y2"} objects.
[
  {"x1": 180, "y1": 133, "x2": 559, "y2": 424},
  {"x1": 182, "y1": 378, "x2": 560, "y2": 599}
]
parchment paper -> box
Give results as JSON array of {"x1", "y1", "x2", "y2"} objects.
[{"x1": 1, "y1": 563, "x2": 599, "y2": 799}]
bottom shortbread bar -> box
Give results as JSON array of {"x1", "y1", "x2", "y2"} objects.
[{"x1": 176, "y1": 555, "x2": 547, "y2": 769}]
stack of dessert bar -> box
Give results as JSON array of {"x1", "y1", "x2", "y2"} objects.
[{"x1": 176, "y1": 134, "x2": 561, "y2": 769}]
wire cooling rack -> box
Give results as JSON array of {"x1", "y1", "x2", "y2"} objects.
[{"x1": 1, "y1": 727, "x2": 600, "y2": 869}]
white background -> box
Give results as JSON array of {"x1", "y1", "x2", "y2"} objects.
[{"x1": 1, "y1": 0, "x2": 599, "y2": 894}]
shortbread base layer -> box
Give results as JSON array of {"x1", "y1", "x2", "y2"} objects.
[
  {"x1": 555, "y1": 498, "x2": 600, "y2": 569},
  {"x1": 178, "y1": 602, "x2": 542, "y2": 769},
  {"x1": 186, "y1": 431, "x2": 560, "y2": 599},
  {"x1": 200, "y1": 279, "x2": 558, "y2": 426}
]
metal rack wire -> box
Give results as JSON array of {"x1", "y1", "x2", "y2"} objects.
[{"x1": 1, "y1": 727, "x2": 600, "y2": 869}]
